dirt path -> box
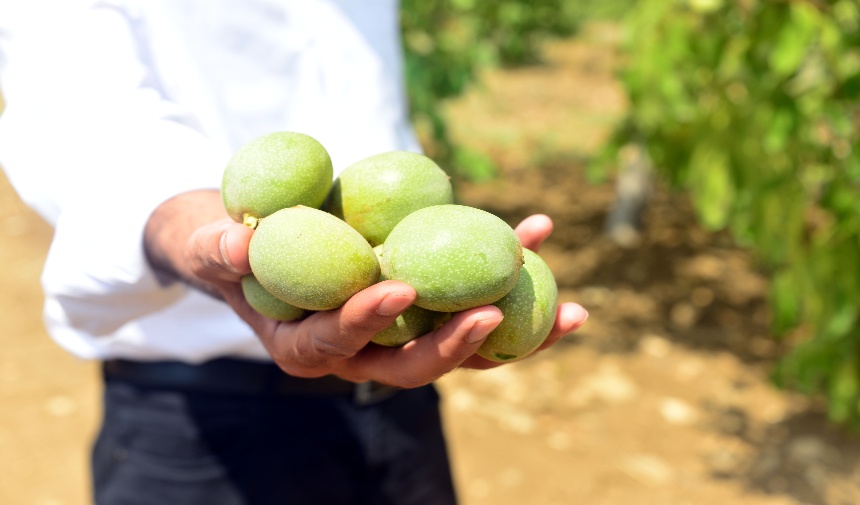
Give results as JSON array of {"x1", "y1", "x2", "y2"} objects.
[
  {"x1": 0, "y1": 171, "x2": 100, "y2": 505},
  {"x1": 2, "y1": 23, "x2": 859, "y2": 505}
]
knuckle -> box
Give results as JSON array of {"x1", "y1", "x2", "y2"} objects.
[
  {"x1": 388, "y1": 371, "x2": 433, "y2": 390},
  {"x1": 304, "y1": 335, "x2": 357, "y2": 363},
  {"x1": 341, "y1": 313, "x2": 391, "y2": 336},
  {"x1": 273, "y1": 361, "x2": 327, "y2": 379}
]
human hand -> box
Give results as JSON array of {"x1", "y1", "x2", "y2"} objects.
[
  {"x1": 144, "y1": 190, "x2": 506, "y2": 387},
  {"x1": 233, "y1": 213, "x2": 586, "y2": 380},
  {"x1": 145, "y1": 191, "x2": 586, "y2": 386}
]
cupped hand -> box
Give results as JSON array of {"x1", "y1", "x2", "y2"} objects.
[
  {"x1": 147, "y1": 190, "x2": 586, "y2": 387},
  {"x1": 221, "y1": 277, "x2": 505, "y2": 386},
  {"x1": 220, "y1": 212, "x2": 587, "y2": 379},
  {"x1": 148, "y1": 190, "x2": 502, "y2": 387}
]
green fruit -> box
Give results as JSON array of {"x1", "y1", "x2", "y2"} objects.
[
  {"x1": 249, "y1": 206, "x2": 380, "y2": 311},
  {"x1": 370, "y1": 245, "x2": 451, "y2": 347},
  {"x1": 372, "y1": 305, "x2": 452, "y2": 347},
  {"x1": 241, "y1": 274, "x2": 307, "y2": 321},
  {"x1": 323, "y1": 151, "x2": 454, "y2": 246},
  {"x1": 477, "y1": 249, "x2": 559, "y2": 362},
  {"x1": 222, "y1": 132, "x2": 333, "y2": 226},
  {"x1": 380, "y1": 204, "x2": 523, "y2": 312}
]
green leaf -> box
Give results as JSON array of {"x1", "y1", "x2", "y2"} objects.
[
  {"x1": 828, "y1": 352, "x2": 860, "y2": 423},
  {"x1": 600, "y1": 0, "x2": 860, "y2": 428},
  {"x1": 771, "y1": 269, "x2": 801, "y2": 334},
  {"x1": 451, "y1": 146, "x2": 498, "y2": 181},
  {"x1": 838, "y1": 73, "x2": 860, "y2": 99},
  {"x1": 687, "y1": 145, "x2": 734, "y2": 230},
  {"x1": 769, "y1": 5, "x2": 816, "y2": 78},
  {"x1": 688, "y1": 0, "x2": 723, "y2": 15}
]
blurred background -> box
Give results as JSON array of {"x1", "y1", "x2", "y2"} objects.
[{"x1": 2, "y1": 0, "x2": 860, "y2": 503}]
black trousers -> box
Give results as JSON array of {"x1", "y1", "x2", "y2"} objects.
[{"x1": 92, "y1": 359, "x2": 458, "y2": 505}]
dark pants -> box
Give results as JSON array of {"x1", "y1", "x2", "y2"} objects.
[{"x1": 92, "y1": 360, "x2": 458, "y2": 505}]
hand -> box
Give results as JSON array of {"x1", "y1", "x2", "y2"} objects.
[
  {"x1": 144, "y1": 190, "x2": 506, "y2": 387},
  {"x1": 144, "y1": 191, "x2": 587, "y2": 386},
  {"x1": 234, "y1": 212, "x2": 586, "y2": 379}
]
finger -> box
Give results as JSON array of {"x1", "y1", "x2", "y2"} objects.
[
  {"x1": 533, "y1": 302, "x2": 588, "y2": 353},
  {"x1": 459, "y1": 302, "x2": 588, "y2": 370},
  {"x1": 265, "y1": 280, "x2": 417, "y2": 376},
  {"x1": 514, "y1": 214, "x2": 554, "y2": 252},
  {"x1": 221, "y1": 220, "x2": 253, "y2": 274},
  {"x1": 187, "y1": 219, "x2": 254, "y2": 283},
  {"x1": 342, "y1": 306, "x2": 504, "y2": 387}
]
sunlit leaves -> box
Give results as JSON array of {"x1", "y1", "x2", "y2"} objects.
[
  {"x1": 688, "y1": 145, "x2": 734, "y2": 230},
  {"x1": 604, "y1": 0, "x2": 860, "y2": 427},
  {"x1": 400, "y1": 0, "x2": 632, "y2": 179}
]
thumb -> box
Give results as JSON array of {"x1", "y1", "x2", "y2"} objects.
[
  {"x1": 220, "y1": 220, "x2": 253, "y2": 275},
  {"x1": 188, "y1": 219, "x2": 254, "y2": 283}
]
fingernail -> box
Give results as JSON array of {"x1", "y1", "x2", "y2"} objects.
[
  {"x1": 466, "y1": 316, "x2": 502, "y2": 343},
  {"x1": 376, "y1": 293, "x2": 413, "y2": 316},
  {"x1": 565, "y1": 304, "x2": 589, "y2": 330}
]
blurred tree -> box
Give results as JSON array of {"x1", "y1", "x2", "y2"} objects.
[
  {"x1": 597, "y1": 0, "x2": 860, "y2": 426},
  {"x1": 400, "y1": 0, "x2": 632, "y2": 180}
]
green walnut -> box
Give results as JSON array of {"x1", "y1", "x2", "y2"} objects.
[
  {"x1": 371, "y1": 304, "x2": 452, "y2": 347},
  {"x1": 380, "y1": 204, "x2": 523, "y2": 312},
  {"x1": 222, "y1": 132, "x2": 333, "y2": 227},
  {"x1": 241, "y1": 274, "x2": 307, "y2": 322},
  {"x1": 370, "y1": 245, "x2": 451, "y2": 347},
  {"x1": 323, "y1": 151, "x2": 454, "y2": 246},
  {"x1": 477, "y1": 249, "x2": 559, "y2": 362},
  {"x1": 249, "y1": 206, "x2": 379, "y2": 311}
]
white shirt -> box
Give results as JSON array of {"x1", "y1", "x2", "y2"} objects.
[{"x1": 0, "y1": 0, "x2": 421, "y2": 362}]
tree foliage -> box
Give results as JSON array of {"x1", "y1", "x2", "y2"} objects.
[
  {"x1": 400, "y1": 0, "x2": 628, "y2": 179},
  {"x1": 600, "y1": 0, "x2": 860, "y2": 425}
]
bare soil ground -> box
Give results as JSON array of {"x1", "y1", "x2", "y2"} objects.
[{"x1": 2, "y1": 22, "x2": 859, "y2": 505}]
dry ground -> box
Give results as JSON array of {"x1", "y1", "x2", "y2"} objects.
[{"x1": 2, "y1": 23, "x2": 859, "y2": 505}]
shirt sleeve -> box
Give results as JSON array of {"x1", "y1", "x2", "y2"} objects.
[{"x1": 0, "y1": 2, "x2": 233, "y2": 337}]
